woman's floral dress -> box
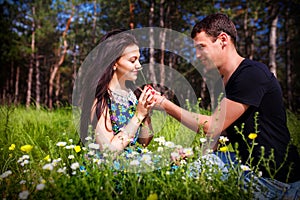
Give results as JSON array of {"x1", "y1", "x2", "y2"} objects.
[{"x1": 108, "y1": 89, "x2": 141, "y2": 152}]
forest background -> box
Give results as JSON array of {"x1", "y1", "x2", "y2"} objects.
[{"x1": 1, "y1": 0, "x2": 300, "y2": 113}]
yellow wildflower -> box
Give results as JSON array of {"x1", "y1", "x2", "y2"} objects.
[
  {"x1": 248, "y1": 133, "x2": 258, "y2": 140},
  {"x1": 142, "y1": 148, "x2": 149, "y2": 153},
  {"x1": 219, "y1": 146, "x2": 228, "y2": 152},
  {"x1": 74, "y1": 145, "x2": 81, "y2": 153},
  {"x1": 44, "y1": 155, "x2": 51, "y2": 162},
  {"x1": 147, "y1": 193, "x2": 158, "y2": 200},
  {"x1": 20, "y1": 145, "x2": 33, "y2": 153},
  {"x1": 9, "y1": 144, "x2": 16, "y2": 151}
]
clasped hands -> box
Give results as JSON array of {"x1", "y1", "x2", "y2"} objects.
[{"x1": 136, "y1": 85, "x2": 165, "y2": 120}]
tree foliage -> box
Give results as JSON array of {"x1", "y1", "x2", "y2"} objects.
[{"x1": 0, "y1": 0, "x2": 300, "y2": 112}]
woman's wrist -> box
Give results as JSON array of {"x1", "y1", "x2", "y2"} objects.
[
  {"x1": 155, "y1": 96, "x2": 166, "y2": 110},
  {"x1": 135, "y1": 112, "x2": 145, "y2": 123},
  {"x1": 120, "y1": 114, "x2": 143, "y2": 138},
  {"x1": 119, "y1": 127, "x2": 135, "y2": 141},
  {"x1": 159, "y1": 96, "x2": 166, "y2": 106}
]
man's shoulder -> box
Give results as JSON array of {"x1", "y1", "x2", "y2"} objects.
[
  {"x1": 238, "y1": 58, "x2": 272, "y2": 78},
  {"x1": 240, "y1": 58, "x2": 267, "y2": 69}
]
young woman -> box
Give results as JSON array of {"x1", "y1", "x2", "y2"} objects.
[{"x1": 79, "y1": 29, "x2": 155, "y2": 154}]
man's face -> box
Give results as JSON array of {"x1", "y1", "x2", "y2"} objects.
[{"x1": 193, "y1": 31, "x2": 222, "y2": 71}]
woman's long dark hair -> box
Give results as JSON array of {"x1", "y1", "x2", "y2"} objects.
[{"x1": 78, "y1": 29, "x2": 139, "y2": 143}]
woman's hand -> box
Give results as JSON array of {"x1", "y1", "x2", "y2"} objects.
[{"x1": 136, "y1": 85, "x2": 156, "y2": 120}]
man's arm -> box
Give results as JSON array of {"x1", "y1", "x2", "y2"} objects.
[{"x1": 159, "y1": 97, "x2": 248, "y2": 137}]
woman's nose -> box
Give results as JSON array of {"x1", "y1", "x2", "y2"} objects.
[{"x1": 136, "y1": 60, "x2": 142, "y2": 70}]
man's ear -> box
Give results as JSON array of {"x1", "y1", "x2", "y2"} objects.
[{"x1": 219, "y1": 32, "x2": 229, "y2": 47}]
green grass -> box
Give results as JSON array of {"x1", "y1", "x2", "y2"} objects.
[
  {"x1": 0, "y1": 106, "x2": 299, "y2": 199},
  {"x1": 286, "y1": 110, "x2": 300, "y2": 152}
]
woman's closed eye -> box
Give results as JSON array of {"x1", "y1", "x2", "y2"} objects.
[{"x1": 129, "y1": 55, "x2": 140, "y2": 63}]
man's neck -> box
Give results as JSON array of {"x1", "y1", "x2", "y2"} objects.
[{"x1": 222, "y1": 54, "x2": 244, "y2": 85}]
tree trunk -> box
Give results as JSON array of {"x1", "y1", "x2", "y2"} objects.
[
  {"x1": 35, "y1": 55, "x2": 41, "y2": 109},
  {"x1": 55, "y1": 71, "x2": 61, "y2": 107},
  {"x1": 148, "y1": 0, "x2": 157, "y2": 85},
  {"x1": 48, "y1": 7, "x2": 73, "y2": 109},
  {"x1": 243, "y1": 2, "x2": 249, "y2": 58},
  {"x1": 26, "y1": 6, "x2": 35, "y2": 108},
  {"x1": 10, "y1": 62, "x2": 14, "y2": 97},
  {"x1": 14, "y1": 65, "x2": 20, "y2": 105},
  {"x1": 249, "y1": 28, "x2": 255, "y2": 60},
  {"x1": 159, "y1": 0, "x2": 166, "y2": 87},
  {"x1": 249, "y1": 10, "x2": 258, "y2": 60},
  {"x1": 268, "y1": 5, "x2": 279, "y2": 77},
  {"x1": 285, "y1": 7, "x2": 292, "y2": 110},
  {"x1": 71, "y1": 51, "x2": 77, "y2": 104},
  {"x1": 26, "y1": 57, "x2": 34, "y2": 108},
  {"x1": 129, "y1": 1, "x2": 134, "y2": 29},
  {"x1": 43, "y1": 56, "x2": 48, "y2": 106},
  {"x1": 92, "y1": 0, "x2": 97, "y2": 44}
]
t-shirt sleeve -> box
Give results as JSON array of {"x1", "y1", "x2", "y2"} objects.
[{"x1": 225, "y1": 65, "x2": 270, "y2": 107}]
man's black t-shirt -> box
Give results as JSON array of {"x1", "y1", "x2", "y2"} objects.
[{"x1": 225, "y1": 58, "x2": 300, "y2": 183}]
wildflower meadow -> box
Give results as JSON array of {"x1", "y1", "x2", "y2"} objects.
[{"x1": 1, "y1": 105, "x2": 299, "y2": 199}]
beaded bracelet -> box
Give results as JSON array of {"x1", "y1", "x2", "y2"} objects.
[
  {"x1": 119, "y1": 127, "x2": 134, "y2": 142},
  {"x1": 159, "y1": 96, "x2": 166, "y2": 107}
]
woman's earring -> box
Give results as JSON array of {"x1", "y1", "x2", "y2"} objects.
[{"x1": 113, "y1": 66, "x2": 117, "y2": 71}]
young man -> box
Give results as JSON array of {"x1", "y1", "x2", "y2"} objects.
[{"x1": 155, "y1": 13, "x2": 300, "y2": 199}]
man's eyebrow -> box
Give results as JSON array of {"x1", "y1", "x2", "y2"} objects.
[{"x1": 194, "y1": 43, "x2": 203, "y2": 48}]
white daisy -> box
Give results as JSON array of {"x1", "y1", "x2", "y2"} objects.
[
  {"x1": 0, "y1": 170, "x2": 12, "y2": 179},
  {"x1": 56, "y1": 142, "x2": 67, "y2": 147}
]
